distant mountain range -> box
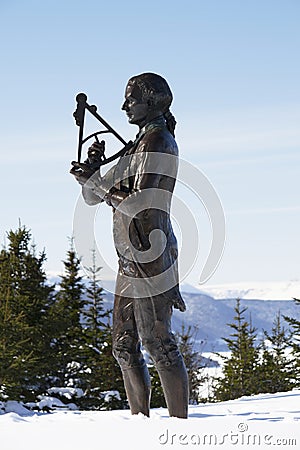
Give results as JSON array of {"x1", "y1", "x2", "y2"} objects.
[
  {"x1": 187, "y1": 280, "x2": 300, "y2": 301},
  {"x1": 175, "y1": 292, "x2": 299, "y2": 352},
  {"x1": 48, "y1": 275, "x2": 300, "y2": 352}
]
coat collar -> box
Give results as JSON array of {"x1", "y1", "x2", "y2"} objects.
[{"x1": 135, "y1": 116, "x2": 166, "y2": 142}]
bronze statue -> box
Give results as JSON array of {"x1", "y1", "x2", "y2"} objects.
[{"x1": 70, "y1": 73, "x2": 189, "y2": 418}]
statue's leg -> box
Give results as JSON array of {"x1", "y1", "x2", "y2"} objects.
[
  {"x1": 112, "y1": 290, "x2": 151, "y2": 417},
  {"x1": 134, "y1": 296, "x2": 189, "y2": 418},
  {"x1": 156, "y1": 360, "x2": 189, "y2": 418},
  {"x1": 121, "y1": 365, "x2": 151, "y2": 416}
]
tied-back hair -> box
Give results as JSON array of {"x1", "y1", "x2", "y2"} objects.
[
  {"x1": 163, "y1": 109, "x2": 177, "y2": 138},
  {"x1": 128, "y1": 72, "x2": 177, "y2": 137}
]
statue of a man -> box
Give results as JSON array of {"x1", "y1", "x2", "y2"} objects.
[{"x1": 71, "y1": 73, "x2": 188, "y2": 418}]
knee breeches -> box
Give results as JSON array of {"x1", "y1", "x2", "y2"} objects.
[{"x1": 112, "y1": 293, "x2": 183, "y2": 370}]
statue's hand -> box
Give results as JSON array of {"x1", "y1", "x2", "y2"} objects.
[
  {"x1": 87, "y1": 141, "x2": 105, "y2": 164},
  {"x1": 173, "y1": 297, "x2": 186, "y2": 312},
  {"x1": 70, "y1": 162, "x2": 112, "y2": 205},
  {"x1": 70, "y1": 161, "x2": 97, "y2": 185}
]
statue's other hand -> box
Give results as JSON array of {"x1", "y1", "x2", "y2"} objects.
[
  {"x1": 173, "y1": 297, "x2": 186, "y2": 312},
  {"x1": 70, "y1": 161, "x2": 95, "y2": 185},
  {"x1": 88, "y1": 141, "x2": 105, "y2": 158}
]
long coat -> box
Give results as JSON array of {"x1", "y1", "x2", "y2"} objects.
[{"x1": 85, "y1": 117, "x2": 185, "y2": 309}]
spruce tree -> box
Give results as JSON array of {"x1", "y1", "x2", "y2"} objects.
[
  {"x1": 148, "y1": 363, "x2": 166, "y2": 408},
  {"x1": 79, "y1": 251, "x2": 126, "y2": 410},
  {"x1": 177, "y1": 325, "x2": 205, "y2": 404},
  {"x1": 284, "y1": 298, "x2": 300, "y2": 387},
  {"x1": 258, "y1": 312, "x2": 293, "y2": 393},
  {"x1": 94, "y1": 319, "x2": 127, "y2": 410},
  {"x1": 0, "y1": 225, "x2": 55, "y2": 401},
  {"x1": 82, "y1": 250, "x2": 109, "y2": 349},
  {"x1": 214, "y1": 299, "x2": 260, "y2": 401},
  {"x1": 50, "y1": 241, "x2": 85, "y2": 388}
]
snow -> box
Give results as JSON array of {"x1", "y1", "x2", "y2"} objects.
[
  {"x1": 34, "y1": 396, "x2": 78, "y2": 411},
  {"x1": 1, "y1": 390, "x2": 299, "y2": 450},
  {"x1": 201, "y1": 280, "x2": 300, "y2": 301},
  {"x1": 102, "y1": 390, "x2": 121, "y2": 402},
  {"x1": 47, "y1": 273, "x2": 300, "y2": 301},
  {"x1": 47, "y1": 387, "x2": 84, "y2": 399}
]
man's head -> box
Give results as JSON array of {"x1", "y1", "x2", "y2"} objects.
[{"x1": 122, "y1": 73, "x2": 173, "y2": 128}]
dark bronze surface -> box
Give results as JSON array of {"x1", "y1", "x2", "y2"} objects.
[{"x1": 70, "y1": 73, "x2": 189, "y2": 418}]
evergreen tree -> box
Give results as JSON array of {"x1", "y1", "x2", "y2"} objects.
[
  {"x1": 0, "y1": 225, "x2": 55, "y2": 401},
  {"x1": 148, "y1": 363, "x2": 166, "y2": 408},
  {"x1": 79, "y1": 251, "x2": 126, "y2": 410},
  {"x1": 94, "y1": 319, "x2": 127, "y2": 410},
  {"x1": 284, "y1": 298, "x2": 300, "y2": 386},
  {"x1": 50, "y1": 241, "x2": 85, "y2": 387},
  {"x1": 177, "y1": 325, "x2": 205, "y2": 404},
  {"x1": 214, "y1": 299, "x2": 260, "y2": 401},
  {"x1": 82, "y1": 250, "x2": 109, "y2": 348},
  {"x1": 258, "y1": 312, "x2": 293, "y2": 393}
]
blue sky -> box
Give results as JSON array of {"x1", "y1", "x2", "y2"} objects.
[{"x1": 1, "y1": 0, "x2": 299, "y2": 286}]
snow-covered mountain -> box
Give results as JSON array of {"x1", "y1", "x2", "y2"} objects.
[
  {"x1": 177, "y1": 280, "x2": 300, "y2": 351},
  {"x1": 196, "y1": 279, "x2": 300, "y2": 301},
  {"x1": 48, "y1": 272, "x2": 300, "y2": 301},
  {"x1": 100, "y1": 287, "x2": 299, "y2": 352},
  {"x1": 47, "y1": 275, "x2": 300, "y2": 352},
  {"x1": 173, "y1": 293, "x2": 299, "y2": 352}
]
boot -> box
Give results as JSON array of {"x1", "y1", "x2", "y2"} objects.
[
  {"x1": 157, "y1": 359, "x2": 189, "y2": 418},
  {"x1": 122, "y1": 364, "x2": 151, "y2": 417}
]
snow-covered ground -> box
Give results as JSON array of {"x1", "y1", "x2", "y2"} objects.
[{"x1": 1, "y1": 390, "x2": 300, "y2": 450}]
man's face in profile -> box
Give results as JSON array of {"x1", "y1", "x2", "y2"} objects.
[{"x1": 121, "y1": 83, "x2": 150, "y2": 127}]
